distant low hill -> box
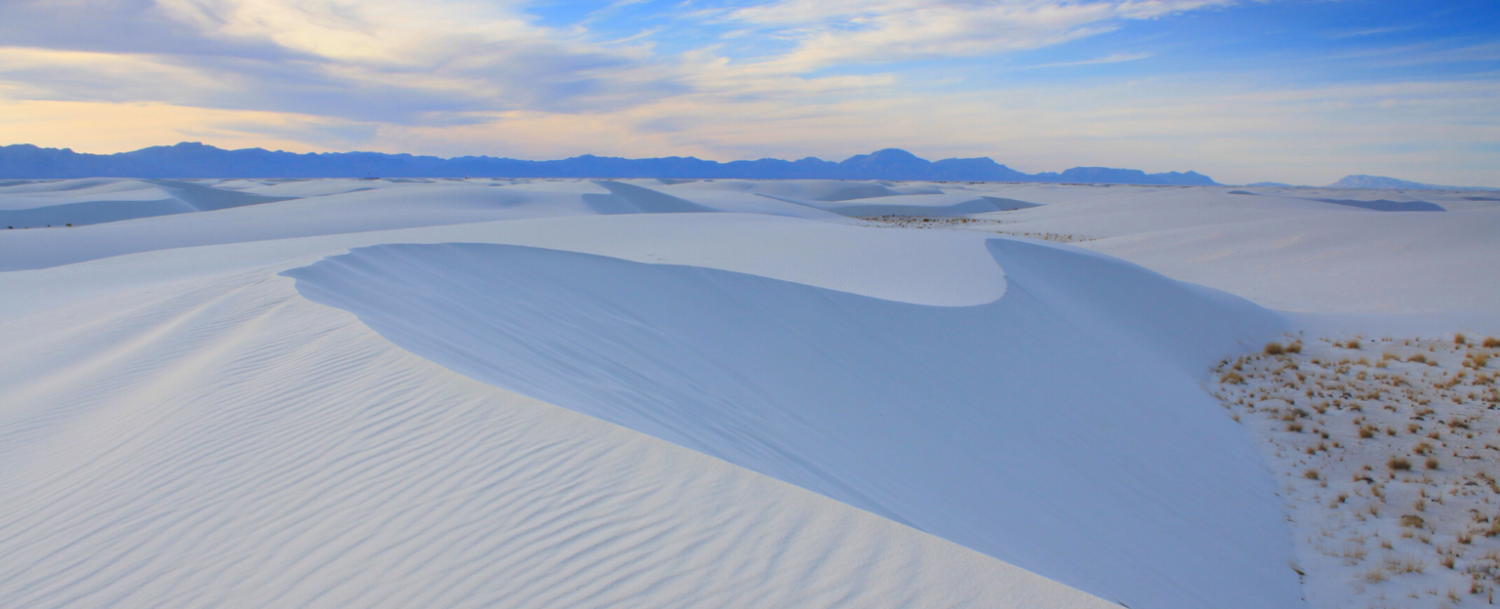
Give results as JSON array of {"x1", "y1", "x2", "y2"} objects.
[
  {"x1": 0, "y1": 143, "x2": 1218, "y2": 185},
  {"x1": 1326, "y1": 175, "x2": 1497, "y2": 191}
]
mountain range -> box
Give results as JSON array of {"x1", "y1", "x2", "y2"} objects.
[
  {"x1": 0, "y1": 143, "x2": 1218, "y2": 185},
  {"x1": 1324, "y1": 175, "x2": 1498, "y2": 191}
]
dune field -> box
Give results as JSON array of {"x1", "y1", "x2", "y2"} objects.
[{"x1": 2, "y1": 177, "x2": 1497, "y2": 608}]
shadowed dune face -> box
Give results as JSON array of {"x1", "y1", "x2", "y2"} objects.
[
  {"x1": 284, "y1": 239, "x2": 1302, "y2": 609},
  {"x1": 754, "y1": 192, "x2": 1043, "y2": 217},
  {"x1": 1310, "y1": 198, "x2": 1446, "y2": 212},
  {"x1": 583, "y1": 180, "x2": 714, "y2": 214},
  {"x1": 0, "y1": 178, "x2": 294, "y2": 227}
]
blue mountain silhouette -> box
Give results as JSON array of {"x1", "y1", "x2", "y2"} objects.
[{"x1": 0, "y1": 143, "x2": 1218, "y2": 185}]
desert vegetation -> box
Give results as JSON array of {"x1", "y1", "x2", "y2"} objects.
[
  {"x1": 1213, "y1": 335, "x2": 1500, "y2": 607},
  {"x1": 857, "y1": 215, "x2": 1093, "y2": 243}
]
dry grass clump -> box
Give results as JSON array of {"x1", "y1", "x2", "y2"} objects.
[
  {"x1": 1469, "y1": 352, "x2": 1492, "y2": 369},
  {"x1": 1389, "y1": 457, "x2": 1412, "y2": 471},
  {"x1": 857, "y1": 216, "x2": 1093, "y2": 242},
  {"x1": 1384, "y1": 553, "x2": 1427, "y2": 574},
  {"x1": 1484, "y1": 337, "x2": 1500, "y2": 349},
  {"x1": 1265, "y1": 342, "x2": 1285, "y2": 355},
  {"x1": 1220, "y1": 371, "x2": 1245, "y2": 385}
]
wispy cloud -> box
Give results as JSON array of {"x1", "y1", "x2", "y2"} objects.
[
  {"x1": 710, "y1": 0, "x2": 1231, "y2": 72},
  {"x1": 0, "y1": 0, "x2": 1495, "y2": 187},
  {"x1": 1318, "y1": 40, "x2": 1500, "y2": 67},
  {"x1": 1327, "y1": 25, "x2": 1417, "y2": 39},
  {"x1": 0, "y1": 0, "x2": 688, "y2": 123},
  {"x1": 1023, "y1": 52, "x2": 1151, "y2": 69}
]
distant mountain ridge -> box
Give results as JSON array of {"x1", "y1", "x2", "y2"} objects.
[
  {"x1": 1325, "y1": 175, "x2": 1498, "y2": 191},
  {"x1": 0, "y1": 143, "x2": 1218, "y2": 185}
]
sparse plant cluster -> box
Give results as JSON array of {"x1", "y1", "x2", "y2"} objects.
[
  {"x1": 856, "y1": 216, "x2": 1093, "y2": 243},
  {"x1": 1210, "y1": 334, "x2": 1500, "y2": 606}
]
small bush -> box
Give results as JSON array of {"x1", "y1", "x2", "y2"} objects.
[
  {"x1": 1286, "y1": 341, "x2": 1303, "y2": 354},
  {"x1": 1221, "y1": 371, "x2": 1245, "y2": 384},
  {"x1": 1457, "y1": 333, "x2": 1468, "y2": 345},
  {"x1": 1384, "y1": 554, "x2": 1426, "y2": 574},
  {"x1": 1346, "y1": 339, "x2": 1362, "y2": 349},
  {"x1": 1427, "y1": 457, "x2": 1440, "y2": 470},
  {"x1": 1485, "y1": 337, "x2": 1500, "y2": 348},
  {"x1": 1389, "y1": 457, "x2": 1412, "y2": 471},
  {"x1": 1265, "y1": 342, "x2": 1285, "y2": 355},
  {"x1": 1304, "y1": 469, "x2": 1320, "y2": 480}
]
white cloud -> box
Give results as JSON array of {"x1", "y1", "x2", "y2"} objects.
[
  {"x1": 1023, "y1": 51, "x2": 1151, "y2": 69},
  {"x1": 0, "y1": 0, "x2": 686, "y2": 123},
  {"x1": 0, "y1": 0, "x2": 1495, "y2": 187},
  {"x1": 714, "y1": 0, "x2": 1232, "y2": 71}
]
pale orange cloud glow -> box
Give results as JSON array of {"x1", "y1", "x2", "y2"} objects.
[
  {"x1": 0, "y1": 99, "x2": 336, "y2": 154},
  {"x1": 0, "y1": 0, "x2": 1495, "y2": 185}
]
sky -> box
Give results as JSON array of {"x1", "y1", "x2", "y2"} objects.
[{"x1": 0, "y1": 0, "x2": 1497, "y2": 186}]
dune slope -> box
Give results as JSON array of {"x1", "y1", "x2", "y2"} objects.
[
  {"x1": 0, "y1": 179, "x2": 294, "y2": 227},
  {"x1": 284, "y1": 238, "x2": 1302, "y2": 609},
  {"x1": 0, "y1": 267, "x2": 1116, "y2": 609}
]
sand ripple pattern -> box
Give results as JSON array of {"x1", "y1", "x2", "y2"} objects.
[{"x1": 0, "y1": 271, "x2": 1110, "y2": 608}]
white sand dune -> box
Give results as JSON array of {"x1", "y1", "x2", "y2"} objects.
[
  {"x1": 939, "y1": 183, "x2": 1500, "y2": 333},
  {"x1": 0, "y1": 266, "x2": 1112, "y2": 608},
  {"x1": 282, "y1": 238, "x2": 1300, "y2": 609},
  {"x1": 673, "y1": 178, "x2": 904, "y2": 201},
  {"x1": 0, "y1": 178, "x2": 294, "y2": 227},
  {"x1": 4, "y1": 176, "x2": 1493, "y2": 608},
  {"x1": 757, "y1": 192, "x2": 1042, "y2": 216},
  {"x1": 0, "y1": 181, "x2": 844, "y2": 272},
  {"x1": 584, "y1": 180, "x2": 716, "y2": 214}
]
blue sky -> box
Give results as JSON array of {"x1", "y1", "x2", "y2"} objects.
[{"x1": 0, "y1": 0, "x2": 1496, "y2": 185}]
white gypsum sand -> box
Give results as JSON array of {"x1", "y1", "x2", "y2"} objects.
[
  {"x1": 0, "y1": 266, "x2": 1114, "y2": 608},
  {"x1": 2, "y1": 176, "x2": 1497, "y2": 608}
]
